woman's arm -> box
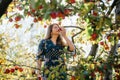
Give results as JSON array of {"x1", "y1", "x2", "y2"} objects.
[
  {"x1": 36, "y1": 39, "x2": 45, "y2": 76},
  {"x1": 36, "y1": 59, "x2": 42, "y2": 76},
  {"x1": 60, "y1": 27, "x2": 75, "y2": 51},
  {"x1": 63, "y1": 36, "x2": 75, "y2": 51}
]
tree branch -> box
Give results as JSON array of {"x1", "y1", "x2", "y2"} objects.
[
  {"x1": 0, "y1": 0, "x2": 13, "y2": 18},
  {"x1": 106, "y1": 0, "x2": 118, "y2": 16},
  {"x1": 5, "y1": 58, "x2": 39, "y2": 70},
  {"x1": 64, "y1": 26, "x2": 85, "y2": 43},
  {"x1": 88, "y1": 44, "x2": 98, "y2": 57}
]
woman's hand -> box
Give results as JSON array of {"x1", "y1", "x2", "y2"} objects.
[
  {"x1": 37, "y1": 73, "x2": 42, "y2": 80},
  {"x1": 36, "y1": 70, "x2": 42, "y2": 79},
  {"x1": 59, "y1": 27, "x2": 75, "y2": 51},
  {"x1": 59, "y1": 27, "x2": 67, "y2": 38}
]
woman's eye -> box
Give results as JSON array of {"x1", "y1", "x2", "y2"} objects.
[{"x1": 55, "y1": 27, "x2": 57, "y2": 28}]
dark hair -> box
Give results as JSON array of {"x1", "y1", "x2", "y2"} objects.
[{"x1": 44, "y1": 23, "x2": 65, "y2": 46}]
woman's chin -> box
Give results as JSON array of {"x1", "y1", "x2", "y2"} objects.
[
  {"x1": 56, "y1": 32, "x2": 60, "y2": 34},
  {"x1": 53, "y1": 33, "x2": 59, "y2": 35}
]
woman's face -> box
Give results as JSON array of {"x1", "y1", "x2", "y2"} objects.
[{"x1": 51, "y1": 24, "x2": 60, "y2": 35}]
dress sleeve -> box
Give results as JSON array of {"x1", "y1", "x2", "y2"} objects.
[{"x1": 36, "y1": 39, "x2": 45, "y2": 60}]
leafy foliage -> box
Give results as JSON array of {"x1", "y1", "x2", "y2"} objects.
[{"x1": 0, "y1": 0, "x2": 120, "y2": 80}]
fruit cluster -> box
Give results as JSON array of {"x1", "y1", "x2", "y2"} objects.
[
  {"x1": 50, "y1": 9, "x2": 71, "y2": 19},
  {"x1": 4, "y1": 66, "x2": 23, "y2": 74},
  {"x1": 91, "y1": 33, "x2": 98, "y2": 40},
  {"x1": 99, "y1": 41, "x2": 109, "y2": 50},
  {"x1": 9, "y1": 15, "x2": 22, "y2": 22}
]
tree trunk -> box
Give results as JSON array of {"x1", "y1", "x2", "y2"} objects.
[
  {"x1": 104, "y1": 43, "x2": 117, "y2": 80},
  {"x1": 0, "y1": 0, "x2": 13, "y2": 18},
  {"x1": 115, "y1": 0, "x2": 120, "y2": 29},
  {"x1": 88, "y1": 44, "x2": 98, "y2": 57},
  {"x1": 104, "y1": 1, "x2": 120, "y2": 80}
]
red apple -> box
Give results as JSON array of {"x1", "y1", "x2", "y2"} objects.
[
  {"x1": 4, "y1": 69, "x2": 10, "y2": 74},
  {"x1": 38, "y1": 17, "x2": 42, "y2": 21},
  {"x1": 18, "y1": 67, "x2": 23, "y2": 72},
  {"x1": 38, "y1": 5, "x2": 43, "y2": 9},
  {"x1": 57, "y1": 12, "x2": 65, "y2": 19},
  {"x1": 50, "y1": 12, "x2": 57, "y2": 19},
  {"x1": 10, "y1": 68, "x2": 15, "y2": 73},
  {"x1": 9, "y1": 18, "x2": 13, "y2": 22},
  {"x1": 15, "y1": 66, "x2": 20, "y2": 70},
  {"x1": 31, "y1": 9, "x2": 35, "y2": 13},
  {"x1": 91, "y1": 33, "x2": 98, "y2": 40},
  {"x1": 64, "y1": 9, "x2": 70, "y2": 15},
  {"x1": 71, "y1": 76, "x2": 75, "y2": 80},
  {"x1": 105, "y1": 46, "x2": 109, "y2": 50},
  {"x1": 38, "y1": 77, "x2": 42, "y2": 80},
  {"x1": 33, "y1": 18, "x2": 38, "y2": 23},
  {"x1": 44, "y1": 25, "x2": 47, "y2": 28},
  {"x1": 68, "y1": 0, "x2": 76, "y2": 4},
  {"x1": 15, "y1": 16, "x2": 21, "y2": 21},
  {"x1": 27, "y1": 12, "x2": 31, "y2": 16},
  {"x1": 15, "y1": 24, "x2": 20, "y2": 29},
  {"x1": 100, "y1": 41, "x2": 104, "y2": 45},
  {"x1": 93, "y1": 11, "x2": 98, "y2": 16}
]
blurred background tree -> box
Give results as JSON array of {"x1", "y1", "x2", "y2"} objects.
[{"x1": 0, "y1": 0, "x2": 120, "y2": 80}]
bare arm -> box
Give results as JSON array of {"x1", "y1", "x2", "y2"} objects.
[
  {"x1": 36, "y1": 59, "x2": 42, "y2": 76},
  {"x1": 60, "y1": 27, "x2": 75, "y2": 51},
  {"x1": 36, "y1": 51, "x2": 43, "y2": 76},
  {"x1": 36, "y1": 39, "x2": 45, "y2": 77},
  {"x1": 63, "y1": 36, "x2": 75, "y2": 51}
]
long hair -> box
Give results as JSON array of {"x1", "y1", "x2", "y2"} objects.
[{"x1": 44, "y1": 23, "x2": 65, "y2": 46}]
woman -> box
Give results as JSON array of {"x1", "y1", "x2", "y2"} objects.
[{"x1": 36, "y1": 23, "x2": 75, "y2": 80}]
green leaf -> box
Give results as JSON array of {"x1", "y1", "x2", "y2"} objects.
[
  {"x1": 105, "y1": 17, "x2": 112, "y2": 27},
  {"x1": 85, "y1": 18, "x2": 90, "y2": 23},
  {"x1": 35, "y1": 0, "x2": 41, "y2": 9},
  {"x1": 30, "y1": 0, "x2": 36, "y2": 9},
  {"x1": 43, "y1": 9, "x2": 51, "y2": 20},
  {"x1": 86, "y1": 25, "x2": 93, "y2": 38}
]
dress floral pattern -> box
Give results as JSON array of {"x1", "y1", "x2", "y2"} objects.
[{"x1": 36, "y1": 39, "x2": 68, "y2": 80}]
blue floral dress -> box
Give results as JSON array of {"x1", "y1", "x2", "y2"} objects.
[{"x1": 36, "y1": 39, "x2": 68, "y2": 80}]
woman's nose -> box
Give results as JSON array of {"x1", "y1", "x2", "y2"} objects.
[{"x1": 57, "y1": 28, "x2": 59, "y2": 30}]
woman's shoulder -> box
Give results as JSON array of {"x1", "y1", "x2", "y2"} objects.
[
  {"x1": 40, "y1": 39, "x2": 50, "y2": 43},
  {"x1": 40, "y1": 39, "x2": 45, "y2": 43}
]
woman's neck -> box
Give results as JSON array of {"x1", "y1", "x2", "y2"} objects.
[{"x1": 50, "y1": 35, "x2": 58, "y2": 44}]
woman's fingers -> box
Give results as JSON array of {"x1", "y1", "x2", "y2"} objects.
[
  {"x1": 59, "y1": 27, "x2": 66, "y2": 37},
  {"x1": 60, "y1": 27, "x2": 66, "y2": 32}
]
